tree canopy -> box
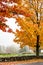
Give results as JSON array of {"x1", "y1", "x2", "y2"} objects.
[{"x1": 0, "y1": 0, "x2": 43, "y2": 50}]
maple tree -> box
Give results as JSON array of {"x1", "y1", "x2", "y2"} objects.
[
  {"x1": 0, "y1": 0, "x2": 43, "y2": 57},
  {"x1": 13, "y1": 0, "x2": 43, "y2": 57}
]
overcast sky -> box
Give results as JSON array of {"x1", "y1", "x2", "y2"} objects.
[{"x1": 0, "y1": 18, "x2": 20, "y2": 48}]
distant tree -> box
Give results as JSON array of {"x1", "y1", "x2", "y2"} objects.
[
  {"x1": 19, "y1": 45, "x2": 34, "y2": 53},
  {"x1": 0, "y1": 45, "x2": 6, "y2": 53},
  {"x1": 6, "y1": 45, "x2": 19, "y2": 53}
]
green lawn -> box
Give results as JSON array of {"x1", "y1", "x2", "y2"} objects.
[
  {"x1": 0, "y1": 53, "x2": 43, "y2": 58},
  {"x1": 39, "y1": 53, "x2": 43, "y2": 56},
  {"x1": 0, "y1": 53, "x2": 36, "y2": 58}
]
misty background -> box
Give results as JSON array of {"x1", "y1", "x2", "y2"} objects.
[{"x1": 0, "y1": 18, "x2": 34, "y2": 54}]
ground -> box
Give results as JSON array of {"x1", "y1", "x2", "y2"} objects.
[{"x1": 0, "y1": 59, "x2": 43, "y2": 65}]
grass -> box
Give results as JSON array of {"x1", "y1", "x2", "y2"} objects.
[
  {"x1": 0, "y1": 53, "x2": 43, "y2": 58},
  {"x1": 39, "y1": 53, "x2": 43, "y2": 56},
  {"x1": 0, "y1": 53, "x2": 36, "y2": 58}
]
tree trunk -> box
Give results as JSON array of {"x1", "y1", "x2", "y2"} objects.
[{"x1": 36, "y1": 35, "x2": 40, "y2": 57}]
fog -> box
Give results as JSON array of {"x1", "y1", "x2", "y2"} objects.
[{"x1": 0, "y1": 45, "x2": 34, "y2": 54}]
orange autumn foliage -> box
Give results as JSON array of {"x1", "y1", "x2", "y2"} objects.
[
  {"x1": 13, "y1": 0, "x2": 43, "y2": 49},
  {"x1": 0, "y1": 0, "x2": 43, "y2": 49}
]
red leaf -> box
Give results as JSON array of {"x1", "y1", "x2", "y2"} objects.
[{"x1": 7, "y1": 28, "x2": 13, "y2": 33}]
